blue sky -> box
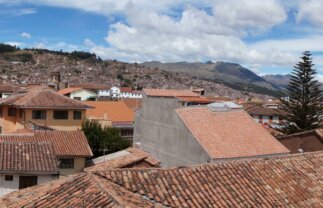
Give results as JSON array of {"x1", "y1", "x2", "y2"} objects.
[{"x1": 1, "y1": 0, "x2": 323, "y2": 78}]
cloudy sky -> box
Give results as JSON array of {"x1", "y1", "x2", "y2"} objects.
[{"x1": 1, "y1": 0, "x2": 323, "y2": 76}]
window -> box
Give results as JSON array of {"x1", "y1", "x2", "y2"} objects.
[
  {"x1": 5, "y1": 175, "x2": 13, "y2": 181},
  {"x1": 19, "y1": 176, "x2": 37, "y2": 189},
  {"x1": 73, "y1": 97, "x2": 81, "y2": 101},
  {"x1": 53, "y1": 111, "x2": 68, "y2": 119},
  {"x1": 8, "y1": 107, "x2": 16, "y2": 117},
  {"x1": 59, "y1": 158, "x2": 74, "y2": 169},
  {"x1": 32, "y1": 110, "x2": 46, "y2": 120},
  {"x1": 73, "y1": 111, "x2": 82, "y2": 120}
]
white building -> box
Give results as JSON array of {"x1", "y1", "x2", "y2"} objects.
[
  {"x1": 98, "y1": 86, "x2": 142, "y2": 99},
  {"x1": 57, "y1": 87, "x2": 97, "y2": 101}
]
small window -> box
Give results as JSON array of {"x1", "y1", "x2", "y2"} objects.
[
  {"x1": 32, "y1": 110, "x2": 46, "y2": 120},
  {"x1": 59, "y1": 158, "x2": 74, "y2": 169},
  {"x1": 73, "y1": 97, "x2": 81, "y2": 101},
  {"x1": 8, "y1": 107, "x2": 16, "y2": 117},
  {"x1": 5, "y1": 175, "x2": 13, "y2": 181},
  {"x1": 73, "y1": 111, "x2": 82, "y2": 120},
  {"x1": 53, "y1": 111, "x2": 68, "y2": 120}
]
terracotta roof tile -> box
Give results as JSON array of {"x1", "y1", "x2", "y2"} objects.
[
  {"x1": 0, "y1": 89, "x2": 93, "y2": 109},
  {"x1": 0, "y1": 130, "x2": 93, "y2": 157},
  {"x1": 2, "y1": 151, "x2": 322, "y2": 207},
  {"x1": 120, "y1": 87, "x2": 133, "y2": 93},
  {"x1": 85, "y1": 101, "x2": 135, "y2": 122},
  {"x1": 122, "y1": 98, "x2": 142, "y2": 111},
  {"x1": 176, "y1": 106, "x2": 290, "y2": 159},
  {"x1": 0, "y1": 173, "x2": 156, "y2": 208},
  {"x1": 244, "y1": 104, "x2": 284, "y2": 116},
  {"x1": 85, "y1": 147, "x2": 160, "y2": 171},
  {"x1": 0, "y1": 141, "x2": 58, "y2": 173},
  {"x1": 177, "y1": 96, "x2": 212, "y2": 104},
  {"x1": 143, "y1": 88, "x2": 200, "y2": 97},
  {"x1": 0, "y1": 84, "x2": 21, "y2": 93},
  {"x1": 57, "y1": 87, "x2": 82, "y2": 95}
]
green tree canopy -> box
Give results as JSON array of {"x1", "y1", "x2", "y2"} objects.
[
  {"x1": 82, "y1": 120, "x2": 130, "y2": 157},
  {"x1": 281, "y1": 51, "x2": 323, "y2": 134}
]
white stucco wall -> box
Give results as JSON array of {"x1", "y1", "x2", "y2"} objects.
[
  {"x1": 0, "y1": 174, "x2": 57, "y2": 197},
  {"x1": 69, "y1": 89, "x2": 97, "y2": 101}
]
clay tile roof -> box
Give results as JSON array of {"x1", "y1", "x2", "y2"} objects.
[
  {"x1": 0, "y1": 173, "x2": 155, "y2": 208},
  {"x1": 143, "y1": 88, "x2": 200, "y2": 97},
  {"x1": 85, "y1": 147, "x2": 161, "y2": 171},
  {"x1": 0, "y1": 89, "x2": 93, "y2": 109},
  {"x1": 176, "y1": 106, "x2": 290, "y2": 159},
  {"x1": 69, "y1": 83, "x2": 110, "y2": 91},
  {"x1": 177, "y1": 96, "x2": 212, "y2": 104},
  {"x1": 2, "y1": 151, "x2": 322, "y2": 207},
  {"x1": 57, "y1": 87, "x2": 82, "y2": 95},
  {"x1": 0, "y1": 84, "x2": 20, "y2": 93},
  {"x1": 0, "y1": 130, "x2": 93, "y2": 157},
  {"x1": 0, "y1": 141, "x2": 58, "y2": 174},
  {"x1": 122, "y1": 98, "x2": 142, "y2": 111},
  {"x1": 84, "y1": 101, "x2": 135, "y2": 122},
  {"x1": 244, "y1": 104, "x2": 284, "y2": 116},
  {"x1": 120, "y1": 87, "x2": 133, "y2": 93}
]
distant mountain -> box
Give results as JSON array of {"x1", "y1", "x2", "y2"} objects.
[
  {"x1": 262, "y1": 74, "x2": 291, "y2": 89},
  {"x1": 143, "y1": 61, "x2": 280, "y2": 96}
]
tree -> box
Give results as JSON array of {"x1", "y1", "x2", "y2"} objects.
[
  {"x1": 82, "y1": 120, "x2": 130, "y2": 157},
  {"x1": 281, "y1": 51, "x2": 323, "y2": 134}
]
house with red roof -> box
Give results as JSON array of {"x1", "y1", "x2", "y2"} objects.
[
  {"x1": 134, "y1": 89, "x2": 290, "y2": 167},
  {"x1": 0, "y1": 89, "x2": 93, "y2": 134}
]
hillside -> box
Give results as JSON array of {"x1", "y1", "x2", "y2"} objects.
[
  {"x1": 0, "y1": 46, "x2": 276, "y2": 99},
  {"x1": 143, "y1": 61, "x2": 279, "y2": 95},
  {"x1": 262, "y1": 74, "x2": 291, "y2": 89}
]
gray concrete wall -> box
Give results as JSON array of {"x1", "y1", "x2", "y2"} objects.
[{"x1": 134, "y1": 94, "x2": 210, "y2": 167}]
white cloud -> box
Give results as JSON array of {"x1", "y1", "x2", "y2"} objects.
[
  {"x1": 296, "y1": 0, "x2": 323, "y2": 26},
  {"x1": 21, "y1": 32, "x2": 31, "y2": 39}
]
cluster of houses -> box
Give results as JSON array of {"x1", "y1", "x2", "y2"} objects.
[{"x1": 0, "y1": 81, "x2": 322, "y2": 207}]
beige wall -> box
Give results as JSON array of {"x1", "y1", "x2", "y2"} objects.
[
  {"x1": 0, "y1": 106, "x2": 86, "y2": 133},
  {"x1": 59, "y1": 157, "x2": 86, "y2": 176}
]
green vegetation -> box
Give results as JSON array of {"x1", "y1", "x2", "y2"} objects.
[
  {"x1": 0, "y1": 43, "x2": 18, "y2": 53},
  {"x1": 82, "y1": 120, "x2": 130, "y2": 157},
  {"x1": 281, "y1": 51, "x2": 323, "y2": 134}
]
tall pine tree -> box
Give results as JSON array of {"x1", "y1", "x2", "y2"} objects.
[{"x1": 281, "y1": 51, "x2": 323, "y2": 134}]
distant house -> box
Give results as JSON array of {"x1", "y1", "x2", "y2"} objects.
[
  {"x1": 134, "y1": 89, "x2": 290, "y2": 167},
  {"x1": 0, "y1": 130, "x2": 93, "y2": 176},
  {"x1": 243, "y1": 104, "x2": 285, "y2": 124},
  {"x1": 0, "y1": 141, "x2": 59, "y2": 196},
  {"x1": 0, "y1": 84, "x2": 23, "y2": 98},
  {"x1": 57, "y1": 87, "x2": 97, "y2": 101},
  {"x1": 277, "y1": 128, "x2": 323, "y2": 153},
  {"x1": 84, "y1": 101, "x2": 135, "y2": 140},
  {"x1": 85, "y1": 147, "x2": 160, "y2": 171},
  {"x1": 0, "y1": 90, "x2": 93, "y2": 133}
]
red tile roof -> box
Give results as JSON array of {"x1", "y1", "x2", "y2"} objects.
[
  {"x1": 244, "y1": 104, "x2": 284, "y2": 116},
  {"x1": 57, "y1": 87, "x2": 82, "y2": 95},
  {"x1": 1, "y1": 151, "x2": 322, "y2": 207},
  {"x1": 85, "y1": 101, "x2": 135, "y2": 122},
  {"x1": 0, "y1": 141, "x2": 58, "y2": 174},
  {"x1": 143, "y1": 88, "x2": 200, "y2": 97},
  {"x1": 177, "y1": 96, "x2": 212, "y2": 104},
  {"x1": 176, "y1": 106, "x2": 290, "y2": 159},
  {"x1": 0, "y1": 84, "x2": 21, "y2": 93},
  {"x1": 0, "y1": 130, "x2": 93, "y2": 157},
  {"x1": 122, "y1": 98, "x2": 142, "y2": 111},
  {"x1": 0, "y1": 90, "x2": 93, "y2": 109},
  {"x1": 85, "y1": 147, "x2": 160, "y2": 171},
  {"x1": 0, "y1": 173, "x2": 155, "y2": 207},
  {"x1": 120, "y1": 87, "x2": 133, "y2": 93}
]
